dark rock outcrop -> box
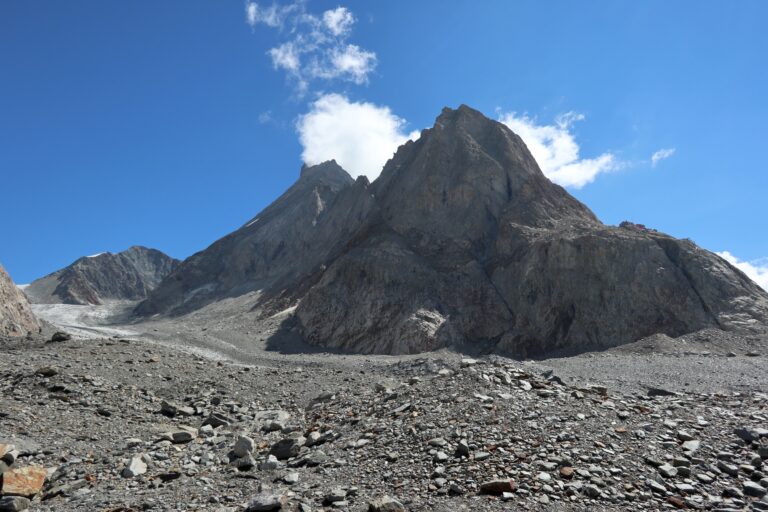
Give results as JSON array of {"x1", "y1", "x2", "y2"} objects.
[
  {"x1": 0, "y1": 265, "x2": 41, "y2": 337},
  {"x1": 25, "y1": 246, "x2": 178, "y2": 305},
  {"x1": 294, "y1": 106, "x2": 768, "y2": 355}
]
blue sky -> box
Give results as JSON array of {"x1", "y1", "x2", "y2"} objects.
[{"x1": 1, "y1": 1, "x2": 766, "y2": 288}]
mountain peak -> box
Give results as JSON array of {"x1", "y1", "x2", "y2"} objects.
[
  {"x1": 300, "y1": 159, "x2": 352, "y2": 182},
  {"x1": 373, "y1": 103, "x2": 598, "y2": 233}
]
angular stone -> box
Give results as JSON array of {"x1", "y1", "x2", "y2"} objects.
[
  {"x1": 324, "y1": 488, "x2": 347, "y2": 504},
  {"x1": 269, "y1": 436, "x2": 306, "y2": 460},
  {"x1": 160, "y1": 400, "x2": 194, "y2": 417},
  {"x1": 474, "y1": 451, "x2": 490, "y2": 461},
  {"x1": 745, "y1": 481, "x2": 767, "y2": 498},
  {"x1": 479, "y1": 479, "x2": 517, "y2": 494},
  {"x1": 245, "y1": 493, "x2": 287, "y2": 511},
  {"x1": 121, "y1": 456, "x2": 147, "y2": 478},
  {"x1": 455, "y1": 439, "x2": 470, "y2": 457},
  {"x1": 682, "y1": 440, "x2": 701, "y2": 453},
  {"x1": 202, "y1": 412, "x2": 234, "y2": 428},
  {"x1": 233, "y1": 435, "x2": 255, "y2": 458},
  {"x1": 717, "y1": 460, "x2": 739, "y2": 477},
  {"x1": 42, "y1": 479, "x2": 88, "y2": 500},
  {"x1": 50, "y1": 331, "x2": 71, "y2": 342},
  {"x1": 368, "y1": 496, "x2": 406, "y2": 512},
  {"x1": 647, "y1": 480, "x2": 667, "y2": 494},
  {"x1": 1, "y1": 466, "x2": 47, "y2": 497},
  {"x1": 34, "y1": 366, "x2": 58, "y2": 377},
  {"x1": 0, "y1": 496, "x2": 31, "y2": 512},
  {"x1": 232, "y1": 454, "x2": 256, "y2": 470},
  {"x1": 658, "y1": 463, "x2": 678, "y2": 478},
  {"x1": 583, "y1": 484, "x2": 601, "y2": 498},
  {"x1": 259, "y1": 455, "x2": 279, "y2": 471},
  {"x1": 165, "y1": 429, "x2": 196, "y2": 444},
  {"x1": 254, "y1": 410, "x2": 291, "y2": 432},
  {"x1": 735, "y1": 427, "x2": 760, "y2": 444}
]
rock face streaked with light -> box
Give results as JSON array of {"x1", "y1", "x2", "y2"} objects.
[{"x1": 0, "y1": 265, "x2": 40, "y2": 337}]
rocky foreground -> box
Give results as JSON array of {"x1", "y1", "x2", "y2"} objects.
[{"x1": 1, "y1": 334, "x2": 767, "y2": 511}]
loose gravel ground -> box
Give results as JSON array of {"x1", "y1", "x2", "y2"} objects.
[{"x1": 2, "y1": 323, "x2": 768, "y2": 511}]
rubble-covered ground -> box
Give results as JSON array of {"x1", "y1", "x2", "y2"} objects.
[{"x1": 1, "y1": 329, "x2": 768, "y2": 511}]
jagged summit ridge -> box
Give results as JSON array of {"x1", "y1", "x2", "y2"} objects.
[
  {"x1": 136, "y1": 160, "x2": 363, "y2": 316},
  {"x1": 137, "y1": 104, "x2": 768, "y2": 355}
]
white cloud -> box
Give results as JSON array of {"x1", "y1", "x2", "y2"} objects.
[
  {"x1": 268, "y1": 42, "x2": 300, "y2": 72},
  {"x1": 297, "y1": 94, "x2": 419, "y2": 181},
  {"x1": 245, "y1": 2, "x2": 376, "y2": 93},
  {"x1": 323, "y1": 7, "x2": 355, "y2": 37},
  {"x1": 651, "y1": 147, "x2": 676, "y2": 167},
  {"x1": 498, "y1": 111, "x2": 619, "y2": 188},
  {"x1": 328, "y1": 44, "x2": 377, "y2": 84},
  {"x1": 716, "y1": 251, "x2": 768, "y2": 291},
  {"x1": 246, "y1": 2, "x2": 289, "y2": 28}
]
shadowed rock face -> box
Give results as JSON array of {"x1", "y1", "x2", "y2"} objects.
[
  {"x1": 294, "y1": 105, "x2": 768, "y2": 355},
  {"x1": 0, "y1": 264, "x2": 41, "y2": 336},
  {"x1": 25, "y1": 246, "x2": 178, "y2": 305},
  {"x1": 135, "y1": 160, "x2": 366, "y2": 316}
]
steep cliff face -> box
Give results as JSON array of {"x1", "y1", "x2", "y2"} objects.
[
  {"x1": 135, "y1": 160, "x2": 369, "y2": 316},
  {"x1": 0, "y1": 264, "x2": 41, "y2": 337},
  {"x1": 25, "y1": 246, "x2": 178, "y2": 305},
  {"x1": 294, "y1": 105, "x2": 768, "y2": 355}
]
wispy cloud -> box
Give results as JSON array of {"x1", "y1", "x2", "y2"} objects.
[
  {"x1": 245, "y1": 2, "x2": 376, "y2": 94},
  {"x1": 297, "y1": 94, "x2": 419, "y2": 181},
  {"x1": 717, "y1": 251, "x2": 768, "y2": 291},
  {"x1": 498, "y1": 111, "x2": 620, "y2": 188},
  {"x1": 651, "y1": 147, "x2": 676, "y2": 167},
  {"x1": 258, "y1": 110, "x2": 273, "y2": 124}
]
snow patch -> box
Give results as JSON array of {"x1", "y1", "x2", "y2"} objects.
[
  {"x1": 270, "y1": 305, "x2": 297, "y2": 319},
  {"x1": 245, "y1": 218, "x2": 260, "y2": 228},
  {"x1": 16, "y1": 284, "x2": 29, "y2": 290},
  {"x1": 87, "y1": 252, "x2": 106, "y2": 258}
]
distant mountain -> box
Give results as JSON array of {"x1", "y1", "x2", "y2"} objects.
[
  {"x1": 0, "y1": 264, "x2": 41, "y2": 336},
  {"x1": 26, "y1": 246, "x2": 179, "y2": 305},
  {"x1": 136, "y1": 105, "x2": 768, "y2": 356}
]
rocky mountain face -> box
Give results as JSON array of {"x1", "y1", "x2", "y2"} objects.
[
  {"x1": 138, "y1": 105, "x2": 768, "y2": 356},
  {"x1": 25, "y1": 246, "x2": 179, "y2": 305},
  {"x1": 0, "y1": 264, "x2": 41, "y2": 336},
  {"x1": 135, "y1": 160, "x2": 370, "y2": 316}
]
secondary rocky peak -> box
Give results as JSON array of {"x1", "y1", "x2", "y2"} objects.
[
  {"x1": 136, "y1": 161, "x2": 363, "y2": 316},
  {"x1": 298, "y1": 159, "x2": 353, "y2": 186},
  {"x1": 25, "y1": 246, "x2": 179, "y2": 305}
]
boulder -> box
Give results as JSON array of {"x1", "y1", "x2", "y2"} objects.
[{"x1": 1, "y1": 466, "x2": 47, "y2": 497}]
